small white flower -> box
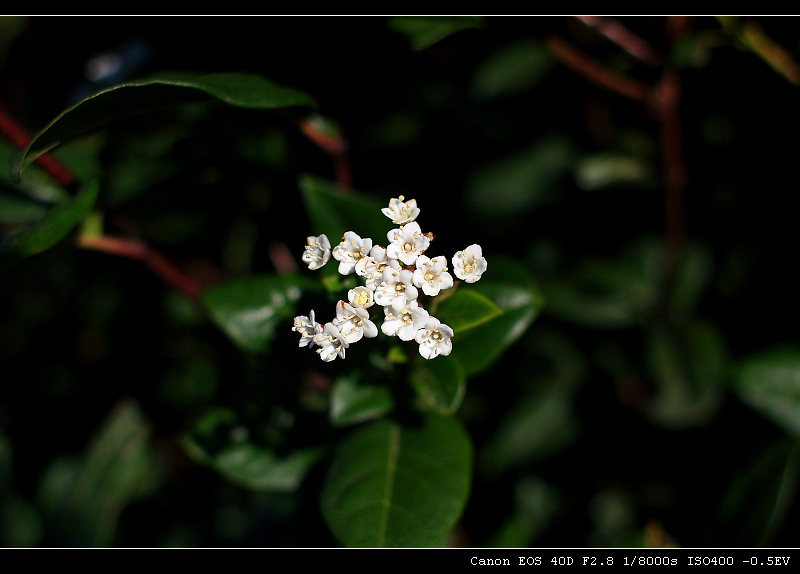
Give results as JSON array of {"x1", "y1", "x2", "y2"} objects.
[
  {"x1": 332, "y1": 231, "x2": 373, "y2": 275},
  {"x1": 313, "y1": 322, "x2": 348, "y2": 362},
  {"x1": 291, "y1": 310, "x2": 322, "y2": 347},
  {"x1": 381, "y1": 301, "x2": 430, "y2": 341},
  {"x1": 386, "y1": 221, "x2": 430, "y2": 266},
  {"x1": 374, "y1": 267, "x2": 418, "y2": 311},
  {"x1": 301, "y1": 234, "x2": 331, "y2": 270},
  {"x1": 333, "y1": 300, "x2": 378, "y2": 344},
  {"x1": 412, "y1": 255, "x2": 454, "y2": 297},
  {"x1": 348, "y1": 286, "x2": 374, "y2": 309},
  {"x1": 356, "y1": 246, "x2": 400, "y2": 291},
  {"x1": 381, "y1": 195, "x2": 420, "y2": 225},
  {"x1": 452, "y1": 244, "x2": 487, "y2": 283},
  {"x1": 415, "y1": 317, "x2": 454, "y2": 359}
]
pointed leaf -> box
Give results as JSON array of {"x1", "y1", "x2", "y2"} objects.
[
  {"x1": 449, "y1": 256, "x2": 544, "y2": 376},
  {"x1": 434, "y1": 288, "x2": 502, "y2": 334},
  {"x1": 298, "y1": 175, "x2": 390, "y2": 248},
  {"x1": 1, "y1": 180, "x2": 99, "y2": 262},
  {"x1": 330, "y1": 376, "x2": 394, "y2": 427},
  {"x1": 15, "y1": 72, "x2": 316, "y2": 179},
  {"x1": 212, "y1": 443, "x2": 322, "y2": 492},
  {"x1": 411, "y1": 354, "x2": 466, "y2": 415},
  {"x1": 201, "y1": 273, "x2": 315, "y2": 353},
  {"x1": 36, "y1": 400, "x2": 161, "y2": 546},
  {"x1": 321, "y1": 414, "x2": 472, "y2": 547},
  {"x1": 732, "y1": 345, "x2": 800, "y2": 439}
]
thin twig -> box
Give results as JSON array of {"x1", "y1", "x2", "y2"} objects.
[
  {"x1": 77, "y1": 235, "x2": 206, "y2": 299},
  {"x1": 545, "y1": 35, "x2": 650, "y2": 102},
  {"x1": 576, "y1": 16, "x2": 662, "y2": 66}
]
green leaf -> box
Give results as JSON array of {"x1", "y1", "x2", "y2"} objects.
[
  {"x1": 471, "y1": 38, "x2": 554, "y2": 101},
  {"x1": 434, "y1": 288, "x2": 503, "y2": 334},
  {"x1": 212, "y1": 443, "x2": 322, "y2": 492},
  {"x1": 182, "y1": 408, "x2": 321, "y2": 492},
  {"x1": 321, "y1": 414, "x2": 472, "y2": 547},
  {"x1": 1, "y1": 180, "x2": 99, "y2": 262},
  {"x1": 644, "y1": 320, "x2": 727, "y2": 429},
  {"x1": 466, "y1": 134, "x2": 575, "y2": 217},
  {"x1": 0, "y1": 191, "x2": 49, "y2": 224},
  {"x1": 411, "y1": 355, "x2": 466, "y2": 415},
  {"x1": 732, "y1": 346, "x2": 800, "y2": 439},
  {"x1": 36, "y1": 400, "x2": 162, "y2": 547},
  {"x1": 330, "y1": 376, "x2": 394, "y2": 427},
  {"x1": 298, "y1": 175, "x2": 390, "y2": 247},
  {"x1": 716, "y1": 439, "x2": 800, "y2": 546},
  {"x1": 449, "y1": 257, "x2": 544, "y2": 377},
  {"x1": 201, "y1": 273, "x2": 314, "y2": 353},
  {"x1": 388, "y1": 16, "x2": 482, "y2": 51},
  {"x1": 15, "y1": 72, "x2": 316, "y2": 180}
]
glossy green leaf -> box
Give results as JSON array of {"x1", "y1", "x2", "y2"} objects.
[
  {"x1": 411, "y1": 354, "x2": 466, "y2": 415},
  {"x1": 15, "y1": 72, "x2": 316, "y2": 179},
  {"x1": 330, "y1": 376, "x2": 393, "y2": 427},
  {"x1": 732, "y1": 346, "x2": 800, "y2": 439},
  {"x1": 1, "y1": 180, "x2": 99, "y2": 262},
  {"x1": 298, "y1": 175, "x2": 390, "y2": 248},
  {"x1": 201, "y1": 274, "x2": 313, "y2": 353},
  {"x1": 434, "y1": 288, "x2": 502, "y2": 334},
  {"x1": 321, "y1": 414, "x2": 472, "y2": 547},
  {"x1": 449, "y1": 257, "x2": 544, "y2": 377}
]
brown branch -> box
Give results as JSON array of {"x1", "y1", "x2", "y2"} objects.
[
  {"x1": 0, "y1": 101, "x2": 76, "y2": 189},
  {"x1": 576, "y1": 16, "x2": 662, "y2": 66},
  {"x1": 77, "y1": 235, "x2": 206, "y2": 299},
  {"x1": 653, "y1": 73, "x2": 688, "y2": 266},
  {"x1": 546, "y1": 35, "x2": 650, "y2": 102}
]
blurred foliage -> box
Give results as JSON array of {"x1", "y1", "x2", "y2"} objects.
[{"x1": 2, "y1": 16, "x2": 800, "y2": 548}]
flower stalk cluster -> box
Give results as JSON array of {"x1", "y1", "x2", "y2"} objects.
[{"x1": 292, "y1": 196, "x2": 487, "y2": 361}]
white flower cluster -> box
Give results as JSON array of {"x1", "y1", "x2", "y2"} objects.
[{"x1": 293, "y1": 195, "x2": 487, "y2": 361}]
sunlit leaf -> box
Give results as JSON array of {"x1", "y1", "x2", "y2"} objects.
[
  {"x1": 321, "y1": 414, "x2": 472, "y2": 547},
  {"x1": 15, "y1": 72, "x2": 316, "y2": 179},
  {"x1": 411, "y1": 354, "x2": 466, "y2": 415},
  {"x1": 201, "y1": 273, "x2": 315, "y2": 353}
]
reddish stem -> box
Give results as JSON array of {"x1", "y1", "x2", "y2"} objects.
[
  {"x1": 576, "y1": 16, "x2": 662, "y2": 66},
  {"x1": 0, "y1": 101, "x2": 76, "y2": 189},
  {"x1": 77, "y1": 235, "x2": 205, "y2": 299},
  {"x1": 546, "y1": 35, "x2": 650, "y2": 102}
]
